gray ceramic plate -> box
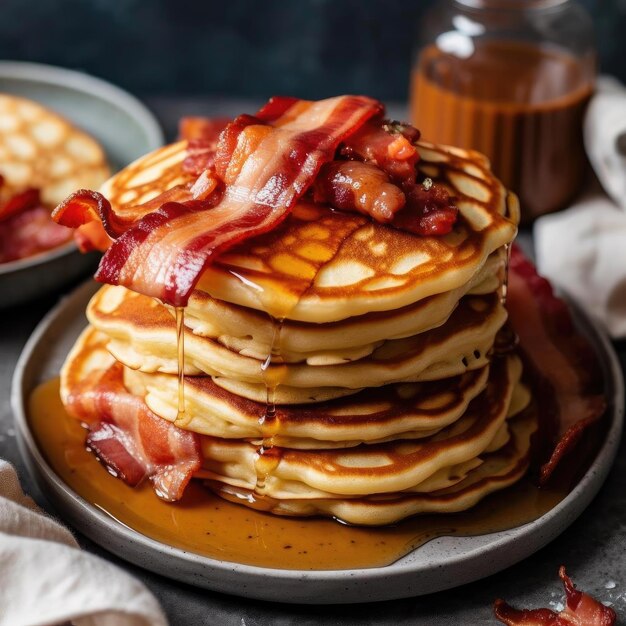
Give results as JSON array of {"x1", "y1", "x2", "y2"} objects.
[
  {"x1": 11, "y1": 280, "x2": 624, "y2": 604},
  {"x1": 0, "y1": 61, "x2": 164, "y2": 308}
]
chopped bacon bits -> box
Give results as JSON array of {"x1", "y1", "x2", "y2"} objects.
[
  {"x1": 341, "y1": 118, "x2": 420, "y2": 184},
  {"x1": 494, "y1": 567, "x2": 617, "y2": 625},
  {"x1": 313, "y1": 160, "x2": 406, "y2": 222},
  {"x1": 390, "y1": 182, "x2": 458, "y2": 236}
]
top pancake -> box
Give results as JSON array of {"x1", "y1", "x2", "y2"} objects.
[
  {"x1": 100, "y1": 138, "x2": 519, "y2": 322},
  {"x1": 0, "y1": 94, "x2": 110, "y2": 207}
]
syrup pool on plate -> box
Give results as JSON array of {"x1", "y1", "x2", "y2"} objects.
[{"x1": 29, "y1": 377, "x2": 566, "y2": 571}]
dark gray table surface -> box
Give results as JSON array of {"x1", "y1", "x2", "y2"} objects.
[{"x1": 1, "y1": 98, "x2": 626, "y2": 625}]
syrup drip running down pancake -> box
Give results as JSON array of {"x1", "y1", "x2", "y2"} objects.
[{"x1": 49, "y1": 95, "x2": 606, "y2": 528}]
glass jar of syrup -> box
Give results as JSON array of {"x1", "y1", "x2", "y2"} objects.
[{"x1": 410, "y1": 0, "x2": 596, "y2": 222}]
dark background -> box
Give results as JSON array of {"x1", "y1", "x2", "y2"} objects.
[{"x1": 1, "y1": 0, "x2": 624, "y2": 102}]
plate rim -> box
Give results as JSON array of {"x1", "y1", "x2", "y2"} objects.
[
  {"x1": 10, "y1": 279, "x2": 625, "y2": 603},
  {"x1": 0, "y1": 60, "x2": 164, "y2": 150}
]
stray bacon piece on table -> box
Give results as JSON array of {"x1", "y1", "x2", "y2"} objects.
[{"x1": 494, "y1": 567, "x2": 616, "y2": 625}]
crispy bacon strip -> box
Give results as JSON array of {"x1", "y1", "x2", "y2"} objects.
[
  {"x1": 313, "y1": 160, "x2": 406, "y2": 222},
  {"x1": 494, "y1": 567, "x2": 616, "y2": 625},
  {"x1": 55, "y1": 96, "x2": 381, "y2": 306},
  {"x1": 65, "y1": 362, "x2": 201, "y2": 501},
  {"x1": 507, "y1": 245, "x2": 607, "y2": 484},
  {"x1": 180, "y1": 117, "x2": 231, "y2": 176}
]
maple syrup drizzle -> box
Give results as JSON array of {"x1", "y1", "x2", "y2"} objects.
[
  {"x1": 500, "y1": 242, "x2": 512, "y2": 305},
  {"x1": 28, "y1": 378, "x2": 569, "y2": 571},
  {"x1": 174, "y1": 306, "x2": 187, "y2": 426},
  {"x1": 255, "y1": 316, "x2": 287, "y2": 495}
]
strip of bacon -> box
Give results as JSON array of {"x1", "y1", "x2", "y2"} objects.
[
  {"x1": 55, "y1": 96, "x2": 382, "y2": 306},
  {"x1": 506, "y1": 245, "x2": 607, "y2": 484},
  {"x1": 178, "y1": 116, "x2": 231, "y2": 142},
  {"x1": 494, "y1": 567, "x2": 616, "y2": 625},
  {"x1": 65, "y1": 362, "x2": 201, "y2": 501},
  {"x1": 180, "y1": 118, "x2": 231, "y2": 176}
]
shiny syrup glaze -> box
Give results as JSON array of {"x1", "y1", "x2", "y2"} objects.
[{"x1": 29, "y1": 378, "x2": 566, "y2": 570}]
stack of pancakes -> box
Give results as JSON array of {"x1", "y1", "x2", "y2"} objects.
[{"x1": 62, "y1": 140, "x2": 533, "y2": 525}]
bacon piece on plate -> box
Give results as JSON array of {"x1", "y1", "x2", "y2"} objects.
[
  {"x1": 506, "y1": 245, "x2": 607, "y2": 484},
  {"x1": 64, "y1": 362, "x2": 201, "y2": 501},
  {"x1": 0, "y1": 206, "x2": 72, "y2": 263},
  {"x1": 0, "y1": 185, "x2": 41, "y2": 223},
  {"x1": 494, "y1": 567, "x2": 616, "y2": 625},
  {"x1": 54, "y1": 95, "x2": 382, "y2": 306}
]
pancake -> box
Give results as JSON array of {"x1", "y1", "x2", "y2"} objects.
[
  {"x1": 99, "y1": 139, "x2": 519, "y2": 322},
  {"x1": 55, "y1": 98, "x2": 531, "y2": 527},
  {"x1": 88, "y1": 285, "x2": 507, "y2": 391},
  {"x1": 168, "y1": 251, "x2": 505, "y2": 364},
  {"x1": 0, "y1": 94, "x2": 110, "y2": 207},
  {"x1": 209, "y1": 410, "x2": 536, "y2": 525},
  {"x1": 198, "y1": 354, "x2": 523, "y2": 498},
  {"x1": 125, "y1": 362, "x2": 492, "y2": 447}
]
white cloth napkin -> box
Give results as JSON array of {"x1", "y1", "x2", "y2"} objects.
[
  {"x1": 534, "y1": 77, "x2": 626, "y2": 338},
  {"x1": 0, "y1": 460, "x2": 168, "y2": 626}
]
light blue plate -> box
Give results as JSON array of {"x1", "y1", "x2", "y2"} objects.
[{"x1": 0, "y1": 61, "x2": 164, "y2": 308}]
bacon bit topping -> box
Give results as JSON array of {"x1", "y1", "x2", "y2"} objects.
[
  {"x1": 391, "y1": 182, "x2": 458, "y2": 236},
  {"x1": 341, "y1": 118, "x2": 420, "y2": 184},
  {"x1": 494, "y1": 567, "x2": 616, "y2": 625},
  {"x1": 64, "y1": 362, "x2": 201, "y2": 501},
  {"x1": 506, "y1": 245, "x2": 607, "y2": 484},
  {"x1": 313, "y1": 160, "x2": 406, "y2": 222},
  {"x1": 54, "y1": 95, "x2": 382, "y2": 306}
]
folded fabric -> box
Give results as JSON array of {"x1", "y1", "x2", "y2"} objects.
[
  {"x1": 0, "y1": 460, "x2": 168, "y2": 626},
  {"x1": 535, "y1": 192, "x2": 626, "y2": 338},
  {"x1": 534, "y1": 76, "x2": 626, "y2": 339},
  {"x1": 584, "y1": 76, "x2": 626, "y2": 211}
]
